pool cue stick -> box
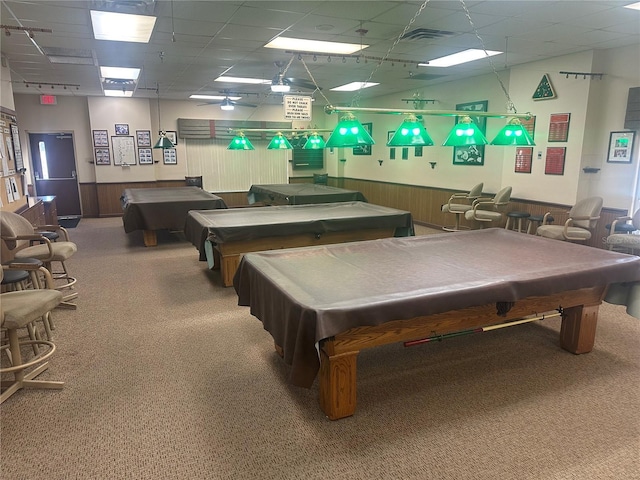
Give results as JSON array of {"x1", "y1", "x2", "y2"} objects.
[{"x1": 404, "y1": 310, "x2": 562, "y2": 347}]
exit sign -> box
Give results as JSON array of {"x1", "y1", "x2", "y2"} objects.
[{"x1": 40, "y1": 95, "x2": 57, "y2": 105}]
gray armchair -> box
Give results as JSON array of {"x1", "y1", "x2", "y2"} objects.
[
  {"x1": 464, "y1": 186, "x2": 512, "y2": 228},
  {"x1": 0, "y1": 211, "x2": 78, "y2": 308},
  {"x1": 536, "y1": 196, "x2": 603, "y2": 242},
  {"x1": 1, "y1": 266, "x2": 64, "y2": 404},
  {"x1": 605, "y1": 208, "x2": 640, "y2": 253},
  {"x1": 441, "y1": 182, "x2": 483, "y2": 231}
]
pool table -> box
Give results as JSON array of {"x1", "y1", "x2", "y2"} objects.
[
  {"x1": 184, "y1": 202, "x2": 413, "y2": 286},
  {"x1": 234, "y1": 228, "x2": 640, "y2": 420},
  {"x1": 121, "y1": 187, "x2": 227, "y2": 246},
  {"x1": 247, "y1": 183, "x2": 367, "y2": 205}
]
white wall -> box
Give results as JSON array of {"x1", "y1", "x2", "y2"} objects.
[
  {"x1": 10, "y1": 44, "x2": 640, "y2": 210},
  {"x1": 14, "y1": 94, "x2": 93, "y2": 184},
  {"x1": 0, "y1": 56, "x2": 15, "y2": 111}
]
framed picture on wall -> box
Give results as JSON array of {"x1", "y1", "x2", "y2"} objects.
[
  {"x1": 94, "y1": 148, "x2": 111, "y2": 165},
  {"x1": 163, "y1": 130, "x2": 178, "y2": 146},
  {"x1": 387, "y1": 130, "x2": 396, "y2": 160},
  {"x1": 545, "y1": 147, "x2": 566, "y2": 175},
  {"x1": 515, "y1": 147, "x2": 533, "y2": 173},
  {"x1": 136, "y1": 130, "x2": 151, "y2": 147},
  {"x1": 138, "y1": 148, "x2": 153, "y2": 165},
  {"x1": 93, "y1": 129, "x2": 109, "y2": 147},
  {"x1": 607, "y1": 131, "x2": 635, "y2": 163},
  {"x1": 353, "y1": 123, "x2": 372, "y2": 156},
  {"x1": 453, "y1": 100, "x2": 487, "y2": 166},
  {"x1": 115, "y1": 123, "x2": 130, "y2": 135},
  {"x1": 163, "y1": 148, "x2": 177, "y2": 165}
]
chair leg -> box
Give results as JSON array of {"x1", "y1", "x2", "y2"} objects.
[{"x1": 0, "y1": 328, "x2": 63, "y2": 405}]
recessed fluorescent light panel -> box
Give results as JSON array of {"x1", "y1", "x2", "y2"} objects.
[
  {"x1": 419, "y1": 49, "x2": 502, "y2": 67},
  {"x1": 104, "y1": 90, "x2": 133, "y2": 97},
  {"x1": 264, "y1": 37, "x2": 368, "y2": 55},
  {"x1": 624, "y1": 2, "x2": 640, "y2": 10},
  {"x1": 100, "y1": 66, "x2": 141, "y2": 80},
  {"x1": 90, "y1": 10, "x2": 156, "y2": 43},
  {"x1": 214, "y1": 76, "x2": 271, "y2": 85},
  {"x1": 330, "y1": 82, "x2": 379, "y2": 92},
  {"x1": 190, "y1": 95, "x2": 242, "y2": 100}
]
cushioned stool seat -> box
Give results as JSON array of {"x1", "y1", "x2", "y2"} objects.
[
  {"x1": 505, "y1": 211, "x2": 530, "y2": 233},
  {"x1": 1, "y1": 269, "x2": 30, "y2": 290},
  {"x1": 37, "y1": 231, "x2": 59, "y2": 242}
]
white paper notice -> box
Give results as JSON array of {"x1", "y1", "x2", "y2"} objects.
[
  {"x1": 283, "y1": 95, "x2": 312, "y2": 121},
  {"x1": 4, "y1": 177, "x2": 14, "y2": 202}
]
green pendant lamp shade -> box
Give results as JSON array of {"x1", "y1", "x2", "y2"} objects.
[
  {"x1": 442, "y1": 116, "x2": 488, "y2": 147},
  {"x1": 326, "y1": 113, "x2": 375, "y2": 148},
  {"x1": 267, "y1": 132, "x2": 293, "y2": 150},
  {"x1": 490, "y1": 118, "x2": 535, "y2": 146},
  {"x1": 303, "y1": 133, "x2": 326, "y2": 149},
  {"x1": 387, "y1": 115, "x2": 434, "y2": 147},
  {"x1": 227, "y1": 133, "x2": 255, "y2": 150},
  {"x1": 153, "y1": 131, "x2": 175, "y2": 149}
]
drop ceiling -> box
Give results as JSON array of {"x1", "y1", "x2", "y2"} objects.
[{"x1": 1, "y1": 0, "x2": 638, "y2": 105}]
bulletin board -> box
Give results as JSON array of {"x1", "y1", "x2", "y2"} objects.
[
  {"x1": 111, "y1": 135, "x2": 136, "y2": 166},
  {"x1": 0, "y1": 110, "x2": 26, "y2": 210}
]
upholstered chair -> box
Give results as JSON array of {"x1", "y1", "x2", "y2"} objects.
[
  {"x1": 1, "y1": 266, "x2": 64, "y2": 404},
  {"x1": 0, "y1": 211, "x2": 78, "y2": 308},
  {"x1": 536, "y1": 196, "x2": 603, "y2": 242},
  {"x1": 605, "y1": 208, "x2": 640, "y2": 253},
  {"x1": 441, "y1": 182, "x2": 484, "y2": 231},
  {"x1": 463, "y1": 186, "x2": 512, "y2": 228}
]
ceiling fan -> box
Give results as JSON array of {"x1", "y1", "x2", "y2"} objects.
[
  {"x1": 272, "y1": 61, "x2": 321, "y2": 92},
  {"x1": 197, "y1": 95, "x2": 257, "y2": 110}
]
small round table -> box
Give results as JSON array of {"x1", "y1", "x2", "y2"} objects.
[{"x1": 505, "y1": 211, "x2": 531, "y2": 233}]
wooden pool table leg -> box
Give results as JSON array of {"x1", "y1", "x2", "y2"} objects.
[
  {"x1": 560, "y1": 303, "x2": 599, "y2": 354},
  {"x1": 142, "y1": 230, "x2": 157, "y2": 247},
  {"x1": 220, "y1": 253, "x2": 241, "y2": 287},
  {"x1": 319, "y1": 346, "x2": 358, "y2": 420}
]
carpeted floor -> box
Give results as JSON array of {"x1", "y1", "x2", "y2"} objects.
[{"x1": 1, "y1": 218, "x2": 638, "y2": 479}]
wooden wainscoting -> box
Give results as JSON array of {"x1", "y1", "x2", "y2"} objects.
[
  {"x1": 81, "y1": 177, "x2": 626, "y2": 250},
  {"x1": 81, "y1": 181, "x2": 251, "y2": 217},
  {"x1": 333, "y1": 177, "x2": 625, "y2": 250}
]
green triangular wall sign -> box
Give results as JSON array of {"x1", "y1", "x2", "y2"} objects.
[{"x1": 533, "y1": 73, "x2": 556, "y2": 100}]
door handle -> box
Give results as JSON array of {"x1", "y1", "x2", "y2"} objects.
[{"x1": 71, "y1": 170, "x2": 76, "y2": 178}]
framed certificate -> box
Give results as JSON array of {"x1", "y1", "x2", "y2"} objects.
[
  {"x1": 136, "y1": 130, "x2": 151, "y2": 147},
  {"x1": 93, "y1": 129, "x2": 109, "y2": 147}
]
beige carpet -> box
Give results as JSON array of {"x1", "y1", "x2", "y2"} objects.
[{"x1": 1, "y1": 218, "x2": 639, "y2": 479}]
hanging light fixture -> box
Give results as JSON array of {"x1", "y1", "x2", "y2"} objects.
[
  {"x1": 303, "y1": 132, "x2": 326, "y2": 149},
  {"x1": 220, "y1": 98, "x2": 235, "y2": 111},
  {"x1": 227, "y1": 132, "x2": 255, "y2": 150},
  {"x1": 387, "y1": 114, "x2": 434, "y2": 147},
  {"x1": 270, "y1": 75, "x2": 291, "y2": 93},
  {"x1": 153, "y1": 85, "x2": 175, "y2": 149},
  {"x1": 490, "y1": 117, "x2": 535, "y2": 145},
  {"x1": 442, "y1": 116, "x2": 488, "y2": 147},
  {"x1": 325, "y1": 113, "x2": 375, "y2": 148},
  {"x1": 267, "y1": 132, "x2": 293, "y2": 150}
]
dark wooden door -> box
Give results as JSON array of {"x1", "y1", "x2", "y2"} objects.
[{"x1": 28, "y1": 132, "x2": 81, "y2": 217}]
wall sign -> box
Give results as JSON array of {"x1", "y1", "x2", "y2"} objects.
[
  {"x1": 283, "y1": 95, "x2": 312, "y2": 120},
  {"x1": 533, "y1": 74, "x2": 556, "y2": 100}
]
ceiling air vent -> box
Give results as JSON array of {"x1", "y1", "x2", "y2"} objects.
[
  {"x1": 407, "y1": 73, "x2": 448, "y2": 81},
  {"x1": 401, "y1": 28, "x2": 456, "y2": 41},
  {"x1": 41, "y1": 47, "x2": 96, "y2": 65}
]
